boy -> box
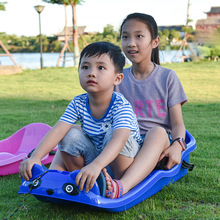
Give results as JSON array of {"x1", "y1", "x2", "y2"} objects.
[{"x1": 19, "y1": 42, "x2": 143, "y2": 195}]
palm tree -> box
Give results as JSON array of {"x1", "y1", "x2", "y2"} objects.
[{"x1": 42, "y1": 0, "x2": 84, "y2": 66}]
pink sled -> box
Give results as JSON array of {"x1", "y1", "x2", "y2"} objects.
[{"x1": 0, "y1": 123, "x2": 57, "y2": 176}]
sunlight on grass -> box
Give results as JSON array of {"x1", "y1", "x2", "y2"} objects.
[
  {"x1": 163, "y1": 62, "x2": 220, "y2": 103},
  {"x1": 0, "y1": 67, "x2": 84, "y2": 101},
  {"x1": 0, "y1": 62, "x2": 219, "y2": 103}
]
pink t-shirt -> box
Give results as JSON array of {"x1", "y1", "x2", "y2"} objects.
[{"x1": 115, "y1": 64, "x2": 187, "y2": 134}]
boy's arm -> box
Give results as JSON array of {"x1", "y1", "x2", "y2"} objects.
[
  {"x1": 159, "y1": 103, "x2": 186, "y2": 169},
  {"x1": 76, "y1": 128, "x2": 130, "y2": 192},
  {"x1": 19, "y1": 121, "x2": 73, "y2": 181}
]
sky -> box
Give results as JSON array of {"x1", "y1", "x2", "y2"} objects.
[{"x1": 0, "y1": 0, "x2": 220, "y2": 37}]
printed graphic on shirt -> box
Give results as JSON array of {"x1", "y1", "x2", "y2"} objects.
[
  {"x1": 102, "y1": 122, "x2": 111, "y2": 131},
  {"x1": 134, "y1": 99, "x2": 167, "y2": 118}
]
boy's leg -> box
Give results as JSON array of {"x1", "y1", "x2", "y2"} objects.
[
  {"x1": 102, "y1": 128, "x2": 139, "y2": 179},
  {"x1": 50, "y1": 128, "x2": 96, "y2": 172},
  {"x1": 49, "y1": 149, "x2": 67, "y2": 170},
  {"x1": 101, "y1": 127, "x2": 140, "y2": 198},
  {"x1": 50, "y1": 144, "x2": 85, "y2": 172},
  {"x1": 103, "y1": 126, "x2": 170, "y2": 198},
  {"x1": 60, "y1": 151, "x2": 84, "y2": 171},
  {"x1": 103, "y1": 153, "x2": 134, "y2": 199},
  {"x1": 109, "y1": 154, "x2": 134, "y2": 179}
]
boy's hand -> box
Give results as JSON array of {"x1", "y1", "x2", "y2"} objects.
[
  {"x1": 75, "y1": 163, "x2": 101, "y2": 193},
  {"x1": 19, "y1": 157, "x2": 41, "y2": 181},
  {"x1": 159, "y1": 143, "x2": 182, "y2": 170}
]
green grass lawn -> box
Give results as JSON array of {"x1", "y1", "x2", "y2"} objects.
[{"x1": 0, "y1": 61, "x2": 219, "y2": 219}]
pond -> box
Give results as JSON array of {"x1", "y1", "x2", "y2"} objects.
[{"x1": 0, "y1": 50, "x2": 192, "y2": 70}]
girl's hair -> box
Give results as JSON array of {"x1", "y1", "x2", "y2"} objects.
[
  {"x1": 120, "y1": 13, "x2": 160, "y2": 65},
  {"x1": 79, "y1": 41, "x2": 125, "y2": 73}
]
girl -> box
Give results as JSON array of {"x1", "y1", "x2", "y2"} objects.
[{"x1": 103, "y1": 13, "x2": 188, "y2": 199}]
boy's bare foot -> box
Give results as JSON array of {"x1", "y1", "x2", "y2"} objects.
[{"x1": 102, "y1": 168, "x2": 123, "y2": 199}]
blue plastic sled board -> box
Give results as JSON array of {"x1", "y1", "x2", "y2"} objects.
[{"x1": 18, "y1": 130, "x2": 196, "y2": 212}]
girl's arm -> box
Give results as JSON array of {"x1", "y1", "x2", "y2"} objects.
[
  {"x1": 159, "y1": 103, "x2": 186, "y2": 169},
  {"x1": 19, "y1": 121, "x2": 73, "y2": 181},
  {"x1": 75, "y1": 128, "x2": 130, "y2": 192}
]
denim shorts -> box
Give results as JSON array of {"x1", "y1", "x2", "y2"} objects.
[{"x1": 58, "y1": 127, "x2": 141, "y2": 166}]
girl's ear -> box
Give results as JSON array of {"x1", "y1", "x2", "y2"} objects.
[
  {"x1": 114, "y1": 73, "x2": 124, "y2": 86},
  {"x1": 152, "y1": 36, "x2": 160, "y2": 48}
]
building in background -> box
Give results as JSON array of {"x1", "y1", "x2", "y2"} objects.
[
  {"x1": 195, "y1": 7, "x2": 220, "y2": 46},
  {"x1": 54, "y1": 26, "x2": 87, "y2": 41},
  {"x1": 196, "y1": 7, "x2": 220, "y2": 31}
]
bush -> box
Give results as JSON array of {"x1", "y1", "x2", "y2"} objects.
[
  {"x1": 212, "y1": 46, "x2": 220, "y2": 57},
  {"x1": 197, "y1": 46, "x2": 211, "y2": 58},
  {"x1": 197, "y1": 45, "x2": 220, "y2": 60}
]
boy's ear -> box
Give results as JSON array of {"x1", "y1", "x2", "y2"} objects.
[
  {"x1": 114, "y1": 73, "x2": 124, "y2": 86},
  {"x1": 152, "y1": 36, "x2": 160, "y2": 49}
]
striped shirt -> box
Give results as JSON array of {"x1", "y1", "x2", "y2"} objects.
[{"x1": 60, "y1": 92, "x2": 143, "y2": 148}]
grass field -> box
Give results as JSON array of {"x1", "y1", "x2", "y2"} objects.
[{"x1": 0, "y1": 61, "x2": 219, "y2": 219}]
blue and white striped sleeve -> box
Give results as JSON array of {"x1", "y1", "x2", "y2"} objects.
[
  {"x1": 59, "y1": 99, "x2": 79, "y2": 124},
  {"x1": 113, "y1": 103, "x2": 138, "y2": 131}
]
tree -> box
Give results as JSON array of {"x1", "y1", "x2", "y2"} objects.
[
  {"x1": 174, "y1": 0, "x2": 196, "y2": 61},
  {"x1": 0, "y1": 1, "x2": 7, "y2": 11},
  {"x1": 162, "y1": 29, "x2": 170, "y2": 38},
  {"x1": 158, "y1": 34, "x2": 169, "y2": 50},
  {"x1": 42, "y1": 0, "x2": 84, "y2": 66},
  {"x1": 169, "y1": 29, "x2": 180, "y2": 42}
]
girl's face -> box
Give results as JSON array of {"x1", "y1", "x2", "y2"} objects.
[{"x1": 121, "y1": 19, "x2": 159, "y2": 64}]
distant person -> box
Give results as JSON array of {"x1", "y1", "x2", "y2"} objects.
[
  {"x1": 19, "y1": 41, "x2": 144, "y2": 193},
  {"x1": 103, "y1": 13, "x2": 187, "y2": 199}
]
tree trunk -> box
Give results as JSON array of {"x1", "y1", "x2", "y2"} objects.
[{"x1": 71, "y1": 2, "x2": 80, "y2": 67}]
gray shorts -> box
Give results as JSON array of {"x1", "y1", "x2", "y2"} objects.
[{"x1": 58, "y1": 127, "x2": 141, "y2": 165}]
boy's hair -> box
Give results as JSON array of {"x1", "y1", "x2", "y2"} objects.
[
  {"x1": 79, "y1": 41, "x2": 125, "y2": 73},
  {"x1": 120, "y1": 13, "x2": 160, "y2": 65}
]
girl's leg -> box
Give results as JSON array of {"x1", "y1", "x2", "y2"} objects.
[{"x1": 103, "y1": 126, "x2": 170, "y2": 197}]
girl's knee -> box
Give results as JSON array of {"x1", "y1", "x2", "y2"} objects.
[
  {"x1": 145, "y1": 127, "x2": 170, "y2": 147},
  {"x1": 148, "y1": 126, "x2": 167, "y2": 137}
]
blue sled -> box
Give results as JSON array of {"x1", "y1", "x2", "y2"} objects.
[{"x1": 18, "y1": 130, "x2": 196, "y2": 212}]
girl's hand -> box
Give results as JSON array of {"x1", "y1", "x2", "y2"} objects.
[
  {"x1": 165, "y1": 103, "x2": 186, "y2": 169},
  {"x1": 75, "y1": 162, "x2": 102, "y2": 193},
  {"x1": 159, "y1": 142, "x2": 182, "y2": 170},
  {"x1": 19, "y1": 157, "x2": 41, "y2": 181}
]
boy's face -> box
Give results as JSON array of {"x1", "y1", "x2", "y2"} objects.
[{"x1": 79, "y1": 54, "x2": 122, "y2": 94}]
